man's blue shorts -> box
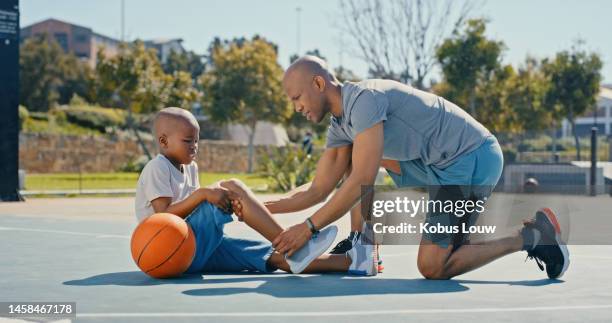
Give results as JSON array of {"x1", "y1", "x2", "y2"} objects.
[
  {"x1": 183, "y1": 202, "x2": 275, "y2": 274},
  {"x1": 386, "y1": 136, "x2": 504, "y2": 249}
]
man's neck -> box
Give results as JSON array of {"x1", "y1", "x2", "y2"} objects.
[{"x1": 329, "y1": 82, "x2": 343, "y2": 118}]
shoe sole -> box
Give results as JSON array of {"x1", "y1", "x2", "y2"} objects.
[
  {"x1": 539, "y1": 207, "x2": 570, "y2": 278},
  {"x1": 348, "y1": 242, "x2": 378, "y2": 276},
  {"x1": 286, "y1": 225, "x2": 338, "y2": 274}
]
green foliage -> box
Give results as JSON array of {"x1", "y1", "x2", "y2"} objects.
[
  {"x1": 118, "y1": 155, "x2": 149, "y2": 173},
  {"x1": 63, "y1": 105, "x2": 127, "y2": 132},
  {"x1": 201, "y1": 36, "x2": 290, "y2": 126},
  {"x1": 21, "y1": 115, "x2": 101, "y2": 136},
  {"x1": 334, "y1": 66, "x2": 361, "y2": 83},
  {"x1": 18, "y1": 105, "x2": 29, "y2": 130},
  {"x1": 158, "y1": 71, "x2": 201, "y2": 111},
  {"x1": 436, "y1": 19, "x2": 505, "y2": 118},
  {"x1": 92, "y1": 41, "x2": 199, "y2": 114},
  {"x1": 19, "y1": 35, "x2": 93, "y2": 112},
  {"x1": 434, "y1": 19, "x2": 579, "y2": 138},
  {"x1": 541, "y1": 43, "x2": 603, "y2": 160},
  {"x1": 25, "y1": 172, "x2": 270, "y2": 191},
  {"x1": 201, "y1": 35, "x2": 291, "y2": 172},
  {"x1": 502, "y1": 58, "x2": 553, "y2": 134},
  {"x1": 163, "y1": 50, "x2": 205, "y2": 79},
  {"x1": 290, "y1": 49, "x2": 327, "y2": 64},
  {"x1": 258, "y1": 146, "x2": 319, "y2": 192}
]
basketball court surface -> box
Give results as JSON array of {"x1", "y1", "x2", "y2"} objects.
[{"x1": 1, "y1": 194, "x2": 611, "y2": 322}]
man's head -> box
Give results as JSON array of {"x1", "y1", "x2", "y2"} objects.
[
  {"x1": 283, "y1": 55, "x2": 339, "y2": 123},
  {"x1": 153, "y1": 107, "x2": 200, "y2": 165}
]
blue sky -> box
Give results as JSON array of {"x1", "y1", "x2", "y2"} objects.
[{"x1": 20, "y1": 0, "x2": 611, "y2": 83}]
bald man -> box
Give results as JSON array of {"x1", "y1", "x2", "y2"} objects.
[{"x1": 266, "y1": 56, "x2": 569, "y2": 279}]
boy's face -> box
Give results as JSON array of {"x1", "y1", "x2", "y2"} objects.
[{"x1": 161, "y1": 121, "x2": 200, "y2": 165}]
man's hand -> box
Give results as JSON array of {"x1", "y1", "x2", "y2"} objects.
[
  {"x1": 201, "y1": 187, "x2": 232, "y2": 213},
  {"x1": 272, "y1": 222, "x2": 312, "y2": 257}
]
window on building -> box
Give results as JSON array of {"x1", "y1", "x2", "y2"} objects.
[
  {"x1": 53, "y1": 32, "x2": 69, "y2": 52},
  {"x1": 74, "y1": 34, "x2": 88, "y2": 43}
]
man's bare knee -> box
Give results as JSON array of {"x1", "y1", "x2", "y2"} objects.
[
  {"x1": 417, "y1": 259, "x2": 451, "y2": 280},
  {"x1": 417, "y1": 241, "x2": 454, "y2": 280}
]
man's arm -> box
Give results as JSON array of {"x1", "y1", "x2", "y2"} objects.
[
  {"x1": 273, "y1": 123, "x2": 384, "y2": 255},
  {"x1": 264, "y1": 144, "x2": 353, "y2": 214}
]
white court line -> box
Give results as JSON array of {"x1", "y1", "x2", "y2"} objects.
[
  {"x1": 76, "y1": 304, "x2": 612, "y2": 318},
  {"x1": 0, "y1": 226, "x2": 129, "y2": 239}
]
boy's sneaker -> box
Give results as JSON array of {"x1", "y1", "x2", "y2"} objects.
[
  {"x1": 521, "y1": 207, "x2": 570, "y2": 279},
  {"x1": 285, "y1": 225, "x2": 338, "y2": 274},
  {"x1": 347, "y1": 233, "x2": 378, "y2": 276}
]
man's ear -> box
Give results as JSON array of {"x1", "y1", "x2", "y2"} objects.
[
  {"x1": 313, "y1": 75, "x2": 326, "y2": 92},
  {"x1": 159, "y1": 134, "x2": 168, "y2": 148}
]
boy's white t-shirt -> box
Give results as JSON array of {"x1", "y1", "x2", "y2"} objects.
[{"x1": 134, "y1": 154, "x2": 200, "y2": 222}]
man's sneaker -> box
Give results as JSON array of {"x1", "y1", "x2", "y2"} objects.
[
  {"x1": 331, "y1": 232, "x2": 384, "y2": 272},
  {"x1": 347, "y1": 234, "x2": 378, "y2": 276},
  {"x1": 285, "y1": 225, "x2": 338, "y2": 274},
  {"x1": 330, "y1": 231, "x2": 360, "y2": 254},
  {"x1": 521, "y1": 207, "x2": 570, "y2": 279}
]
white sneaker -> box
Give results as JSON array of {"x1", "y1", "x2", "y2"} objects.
[
  {"x1": 285, "y1": 225, "x2": 338, "y2": 274},
  {"x1": 347, "y1": 233, "x2": 378, "y2": 276}
]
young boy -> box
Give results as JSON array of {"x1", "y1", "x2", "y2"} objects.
[{"x1": 135, "y1": 107, "x2": 375, "y2": 275}]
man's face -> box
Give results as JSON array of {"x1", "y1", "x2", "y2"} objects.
[{"x1": 283, "y1": 73, "x2": 328, "y2": 124}]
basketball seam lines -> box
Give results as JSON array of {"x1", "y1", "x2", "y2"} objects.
[
  {"x1": 136, "y1": 224, "x2": 169, "y2": 267},
  {"x1": 145, "y1": 230, "x2": 189, "y2": 275}
]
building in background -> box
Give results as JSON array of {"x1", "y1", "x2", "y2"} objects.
[
  {"x1": 562, "y1": 86, "x2": 612, "y2": 137},
  {"x1": 20, "y1": 18, "x2": 186, "y2": 67},
  {"x1": 143, "y1": 38, "x2": 185, "y2": 64},
  {"x1": 20, "y1": 18, "x2": 120, "y2": 67}
]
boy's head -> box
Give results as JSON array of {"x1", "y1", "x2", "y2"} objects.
[{"x1": 153, "y1": 107, "x2": 200, "y2": 165}]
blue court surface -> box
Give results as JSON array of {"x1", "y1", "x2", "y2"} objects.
[{"x1": 1, "y1": 194, "x2": 611, "y2": 323}]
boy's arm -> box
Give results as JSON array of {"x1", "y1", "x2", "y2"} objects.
[{"x1": 150, "y1": 187, "x2": 231, "y2": 219}]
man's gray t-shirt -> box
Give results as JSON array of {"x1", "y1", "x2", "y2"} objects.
[{"x1": 326, "y1": 79, "x2": 491, "y2": 168}]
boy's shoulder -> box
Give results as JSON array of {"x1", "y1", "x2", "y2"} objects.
[
  {"x1": 142, "y1": 154, "x2": 170, "y2": 174},
  {"x1": 137, "y1": 155, "x2": 175, "y2": 186}
]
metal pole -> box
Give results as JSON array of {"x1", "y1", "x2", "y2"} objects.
[
  {"x1": 121, "y1": 0, "x2": 125, "y2": 42},
  {"x1": 590, "y1": 127, "x2": 597, "y2": 196},
  {"x1": 0, "y1": 0, "x2": 23, "y2": 201},
  {"x1": 296, "y1": 6, "x2": 301, "y2": 55}
]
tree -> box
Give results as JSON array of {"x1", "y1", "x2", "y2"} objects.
[
  {"x1": 200, "y1": 36, "x2": 291, "y2": 173},
  {"x1": 436, "y1": 19, "x2": 504, "y2": 117},
  {"x1": 163, "y1": 50, "x2": 206, "y2": 80},
  {"x1": 338, "y1": 0, "x2": 473, "y2": 88},
  {"x1": 93, "y1": 41, "x2": 200, "y2": 159},
  {"x1": 19, "y1": 35, "x2": 92, "y2": 111},
  {"x1": 334, "y1": 66, "x2": 361, "y2": 83},
  {"x1": 290, "y1": 49, "x2": 326, "y2": 64},
  {"x1": 504, "y1": 58, "x2": 553, "y2": 135},
  {"x1": 93, "y1": 41, "x2": 198, "y2": 113},
  {"x1": 472, "y1": 64, "x2": 515, "y2": 133},
  {"x1": 542, "y1": 43, "x2": 602, "y2": 161}
]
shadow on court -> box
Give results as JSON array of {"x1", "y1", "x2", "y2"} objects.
[{"x1": 63, "y1": 271, "x2": 562, "y2": 298}]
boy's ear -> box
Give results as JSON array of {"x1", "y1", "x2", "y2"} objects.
[{"x1": 159, "y1": 134, "x2": 168, "y2": 148}]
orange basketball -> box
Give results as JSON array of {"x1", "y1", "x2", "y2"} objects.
[{"x1": 130, "y1": 213, "x2": 196, "y2": 279}]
